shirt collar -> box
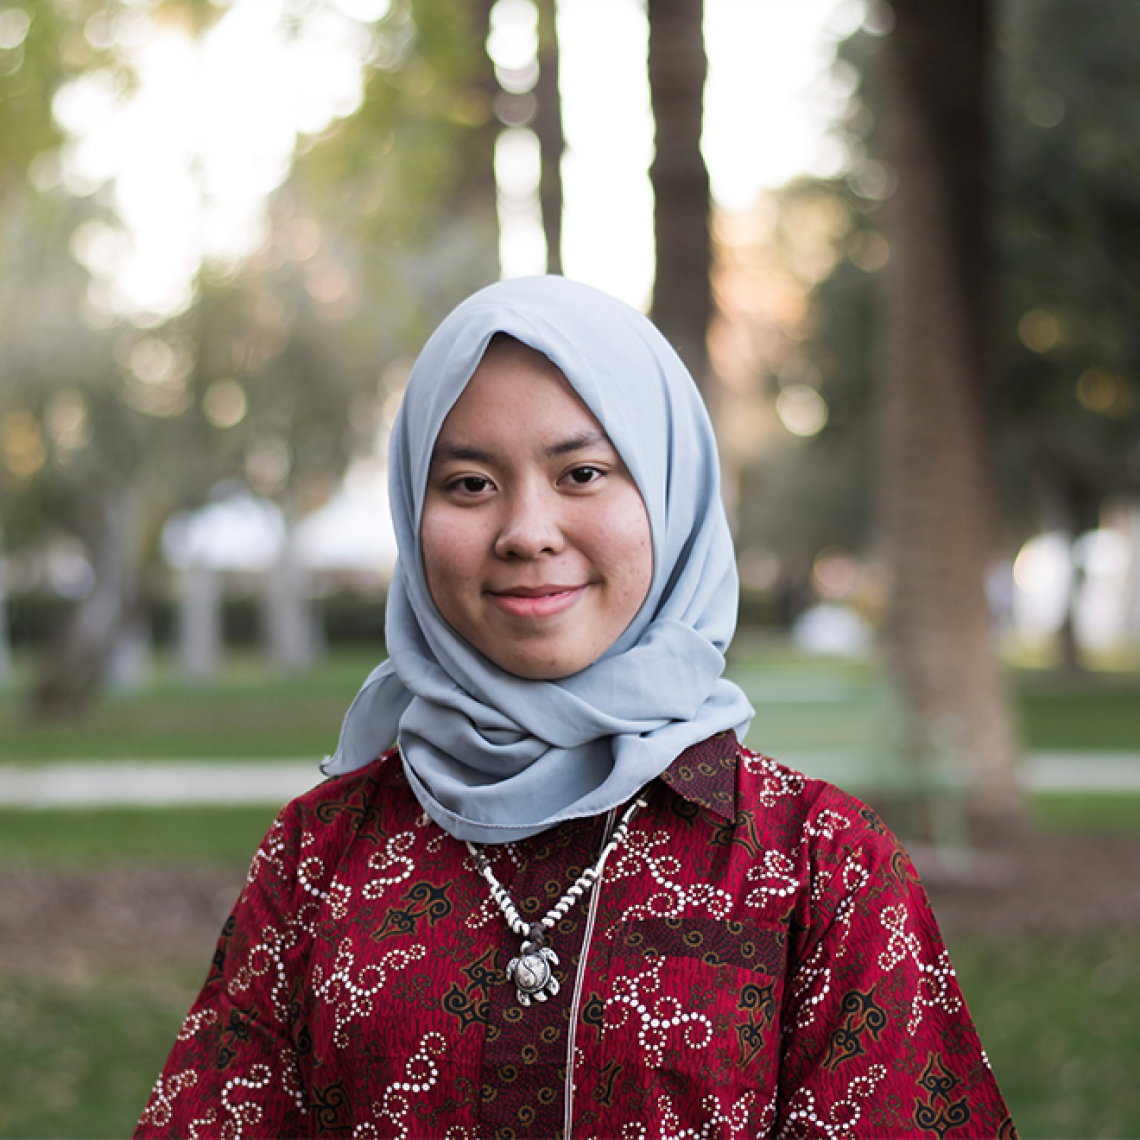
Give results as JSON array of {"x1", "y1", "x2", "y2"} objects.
[{"x1": 657, "y1": 730, "x2": 738, "y2": 822}]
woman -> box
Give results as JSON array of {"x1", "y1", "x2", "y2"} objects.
[{"x1": 136, "y1": 277, "x2": 1016, "y2": 1138}]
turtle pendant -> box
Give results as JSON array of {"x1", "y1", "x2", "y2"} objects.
[{"x1": 507, "y1": 939, "x2": 560, "y2": 1006}]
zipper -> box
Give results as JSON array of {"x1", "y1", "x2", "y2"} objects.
[{"x1": 562, "y1": 806, "x2": 618, "y2": 1140}]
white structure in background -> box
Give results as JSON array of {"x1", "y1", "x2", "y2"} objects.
[
  {"x1": 1073, "y1": 528, "x2": 1133, "y2": 652},
  {"x1": 163, "y1": 493, "x2": 288, "y2": 676},
  {"x1": 162, "y1": 473, "x2": 397, "y2": 677},
  {"x1": 1010, "y1": 532, "x2": 1072, "y2": 645},
  {"x1": 292, "y1": 462, "x2": 398, "y2": 580},
  {"x1": 1011, "y1": 514, "x2": 1140, "y2": 654},
  {"x1": 1122, "y1": 508, "x2": 1140, "y2": 643},
  {"x1": 791, "y1": 602, "x2": 874, "y2": 657}
]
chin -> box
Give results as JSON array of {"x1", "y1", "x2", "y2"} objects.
[{"x1": 495, "y1": 649, "x2": 593, "y2": 681}]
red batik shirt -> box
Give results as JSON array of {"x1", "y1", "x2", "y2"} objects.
[{"x1": 136, "y1": 733, "x2": 1016, "y2": 1139}]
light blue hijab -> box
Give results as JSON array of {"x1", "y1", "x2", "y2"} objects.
[{"x1": 322, "y1": 276, "x2": 753, "y2": 843}]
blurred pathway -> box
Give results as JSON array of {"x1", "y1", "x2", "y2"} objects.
[
  {"x1": 0, "y1": 761, "x2": 322, "y2": 807},
  {"x1": 1, "y1": 753, "x2": 1139, "y2": 806}
]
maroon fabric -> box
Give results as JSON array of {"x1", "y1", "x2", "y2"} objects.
[{"x1": 136, "y1": 736, "x2": 1016, "y2": 1138}]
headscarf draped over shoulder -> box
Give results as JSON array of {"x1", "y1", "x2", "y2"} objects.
[{"x1": 322, "y1": 276, "x2": 753, "y2": 843}]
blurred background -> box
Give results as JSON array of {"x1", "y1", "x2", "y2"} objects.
[{"x1": 1, "y1": 0, "x2": 1139, "y2": 1134}]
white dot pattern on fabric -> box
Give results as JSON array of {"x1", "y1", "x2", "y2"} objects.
[
  {"x1": 606, "y1": 830, "x2": 734, "y2": 928},
  {"x1": 353, "y1": 1032, "x2": 450, "y2": 1140},
  {"x1": 596, "y1": 1088, "x2": 773, "y2": 1140},
  {"x1": 311, "y1": 941, "x2": 428, "y2": 1048},
  {"x1": 362, "y1": 830, "x2": 417, "y2": 900},
  {"x1": 777, "y1": 1064, "x2": 887, "y2": 1140},
  {"x1": 138, "y1": 1070, "x2": 198, "y2": 1128},
  {"x1": 878, "y1": 904, "x2": 963, "y2": 1034},
  {"x1": 744, "y1": 849, "x2": 800, "y2": 904},
  {"x1": 605, "y1": 958, "x2": 713, "y2": 1067},
  {"x1": 741, "y1": 752, "x2": 808, "y2": 805},
  {"x1": 176, "y1": 1009, "x2": 218, "y2": 1042}
]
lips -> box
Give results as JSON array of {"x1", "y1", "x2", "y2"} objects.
[{"x1": 489, "y1": 584, "x2": 586, "y2": 619}]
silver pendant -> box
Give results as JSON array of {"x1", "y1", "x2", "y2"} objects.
[{"x1": 507, "y1": 940, "x2": 560, "y2": 1006}]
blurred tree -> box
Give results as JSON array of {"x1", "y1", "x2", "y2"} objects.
[
  {"x1": 0, "y1": 0, "x2": 500, "y2": 713},
  {"x1": 646, "y1": 0, "x2": 713, "y2": 394},
  {"x1": 746, "y1": 0, "x2": 1140, "y2": 823},
  {"x1": 877, "y1": 0, "x2": 1023, "y2": 828},
  {"x1": 994, "y1": 0, "x2": 1140, "y2": 668},
  {"x1": 534, "y1": 0, "x2": 564, "y2": 274}
]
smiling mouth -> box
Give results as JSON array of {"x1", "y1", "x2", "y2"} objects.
[{"x1": 489, "y1": 585, "x2": 586, "y2": 619}]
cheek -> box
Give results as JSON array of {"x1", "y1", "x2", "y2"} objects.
[
  {"x1": 420, "y1": 507, "x2": 474, "y2": 601},
  {"x1": 596, "y1": 494, "x2": 654, "y2": 601}
]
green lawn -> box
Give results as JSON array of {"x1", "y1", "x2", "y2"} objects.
[
  {"x1": 0, "y1": 650, "x2": 379, "y2": 763},
  {"x1": 0, "y1": 967, "x2": 203, "y2": 1140},
  {"x1": 949, "y1": 931, "x2": 1140, "y2": 1138},
  {"x1": 0, "y1": 805, "x2": 280, "y2": 866}
]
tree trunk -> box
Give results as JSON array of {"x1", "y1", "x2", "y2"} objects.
[
  {"x1": 877, "y1": 0, "x2": 1024, "y2": 828},
  {"x1": 0, "y1": 521, "x2": 11, "y2": 686},
  {"x1": 179, "y1": 563, "x2": 223, "y2": 680},
  {"x1": 31, "y1": 489, "x2": 145, "y2": 717},
  {"x1": 534, "y1": 0, "x2": 565, "y2": 274},
  {"x1": 646, "y1": 0, "x2": 713, "y2": 394},
  {"x1": 468, "y1": 0, "x2": 502, "y2": 277}
]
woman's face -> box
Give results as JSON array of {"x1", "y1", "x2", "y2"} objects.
[{"x1": 421, "y1": 343, "x2": 653, "y2": 680}]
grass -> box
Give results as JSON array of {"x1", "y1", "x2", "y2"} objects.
[
  {"x1": 0, "y1": 805, "x2": 280, "y2": 867},
  {"x1": 1032, "y1": 792, "x2": 1140, "y2": 833},
  {"x1": 0, "y1": 649, "x2": 379, "y2": 764},
  {"x1": 0, "y1": 967, "x2": 202, "y2": 1140},
  {"x1": 1018, "y1": 683, "x2": 1140, "y2": 750},
  {"x1": 948, "y1": 931, "x2": 1140, "y2": 1138}
]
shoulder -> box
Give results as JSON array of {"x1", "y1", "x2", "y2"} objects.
[
  {"x1": 288, "y1": 745, "x2": 408, "y2": 822},
  {"x1": 734, "y1": 740, "x2": 915, "y2": 902},
  {"x1": 247, "y1": 748, "x2": 421, "y2": 884}
]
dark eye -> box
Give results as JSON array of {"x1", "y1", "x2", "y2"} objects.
[
  {"x1": 566, "y1": 466, "x2": 602, "y2": 486},
  {"x1": 452, "y1": 475, "x2": 492, "y2": 494}
]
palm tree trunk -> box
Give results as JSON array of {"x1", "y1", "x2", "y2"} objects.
[
  {"x1": 877, "y1": 0, "x2": 1024, "y2": 828},
  {"x1": 534, "y1": 0, "x2": 564, "y2": 274},
  {"x1": 646, "y1": 0, "x2": 712, "y2": 394},
  {"x1": 468, "y1": 0, "x2": 501, "y2": 277}
]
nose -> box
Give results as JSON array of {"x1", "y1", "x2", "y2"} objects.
[{"x1": 493, "y1": 483, "x2": 565, "y2": 560}]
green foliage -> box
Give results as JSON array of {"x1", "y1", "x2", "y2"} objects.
[
  {"x1": 995, "y1": 0, "x2": 1140, "y2": 513},
  {"x1": 741, "y1": 0, "x2": 1140, "y2": 572},
  {"x1": 0, "y1": 0, "x2": 96, "y2": 192},
  {"x1": 0, "y1": 0, "x2": 499, "y2": 710}
]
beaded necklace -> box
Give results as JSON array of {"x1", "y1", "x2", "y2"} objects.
[{"x1": 465, "y1": 795, "x2": 648, "y2": 1006}]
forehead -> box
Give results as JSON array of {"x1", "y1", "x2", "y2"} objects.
[{"x1": 432, "y1": 341, "x2": 607, "y2": 450}]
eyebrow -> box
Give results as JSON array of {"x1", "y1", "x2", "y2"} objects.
[
  {"x1": 544, "y1": 429, "x2": 608, "y2": 458},
  {"x1": 431, "y1": 430, "x2": 610, "y2": 465}
]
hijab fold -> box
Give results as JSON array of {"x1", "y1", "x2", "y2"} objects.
[{"x1": 322, "y1": 276, "x2": 753, "y2": 843}]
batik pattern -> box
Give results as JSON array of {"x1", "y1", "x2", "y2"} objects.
[{"x1": 136, "y1": 733, "x2": 1016, "y2": 1138}]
